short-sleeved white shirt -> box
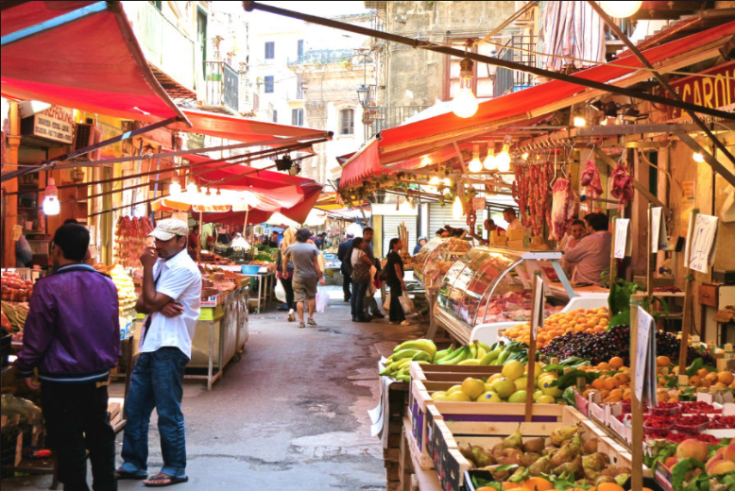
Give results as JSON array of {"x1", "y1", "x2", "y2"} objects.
[{"x1": 139, "y1": 248, "x2": 202, "y2": 359}]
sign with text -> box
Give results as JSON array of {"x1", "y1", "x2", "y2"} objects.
[
  {"x1": 655, "y1": 61, "x2": 735, "y2": 120},
  {"x1": 20, "y1": 105, "x2": 74, "y2": 144},
  {"x1": 614, "y1": 219, "x2": 631, "y2": 259},
  {"x1": 635, "y1": 306, "x2": 657, "y2": 406},
  {"x1": 650, "y1": 207, "x2": 668, "y2": 253},
  {"x1": 686, "y1": 214, "x2": 719, "y2": 273}
]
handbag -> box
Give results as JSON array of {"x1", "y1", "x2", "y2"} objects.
[{"x1": 352, "y1": 258, "x2": 371, "y2": 284}]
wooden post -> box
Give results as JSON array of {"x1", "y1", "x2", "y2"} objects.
[
  {"x1": 197, "y1": 211, "x2": 203, "y2": 262},
  {"x1": 525, "y1": 272, "x2": 542, "y2": 422},
  {"x1": 629, "y1": 294, "x2": 644, "y2": 491},
  {"x1": 647, "y1": 204, "x2": 654, "y2": 306},
  {"x1": 609, "y1": 217, "x2": 617, "y2": 293},
  {"x1": 679, "y1": 209, "x2": 699, "y2": 374}
]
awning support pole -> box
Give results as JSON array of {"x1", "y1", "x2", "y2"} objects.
[
  {"x1": 243, "y1": 2, "x2": 734, "y2": 121},
  {"x1": 675, "y1": 129, "x2": 735, "y2": 189},
  {"x1": 1, "y1": 1, "x2": 108, "y2": 47},
  {"x1": 1, "y1": 116, "x2": 180, "y2": 183},
  {"x1": 587, "y1": 0, "x2": 735, "y2": 170}
]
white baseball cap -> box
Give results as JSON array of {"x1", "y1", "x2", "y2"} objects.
[{"x1": 148, "y1": 219, "x2": 189, "y2": 241}]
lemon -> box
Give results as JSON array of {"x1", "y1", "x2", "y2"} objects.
[
  {"x1": 491, "y1": 379, "x2": 516, "y2": 399},
  {"x1": 431, "y1": 391, "x2": 448, "y2": 401},
  {"x1": 533, "y1": 390, "x2": 544, "y2": 401},
  {"x1": 514, "y1": 377, "x2": 528, "y2": 391},
  {"x1": 508, "y1": 390, "x2": 528, "y2": 403},
  {"x1": 476, "y1": 391, "x2": 502, "y2": 403},
  {"x1": 461, "y1": 378, "x2": 486, "y2": 399},
  {"x1": 447, "y1": 385, "x2": 463, "y2": 395},
  {"x1": 446, "y1": 391, "x2": 472, "y2": 402},
  {"x1": 537, "y1": 395, "x2": 556, "y2": 404},
  {"x1": 488, "y1": 373, "x2": 504, "y2": 383},
  {"x1": 502, "y1": 360, "x2": 525, "y2": 381}
]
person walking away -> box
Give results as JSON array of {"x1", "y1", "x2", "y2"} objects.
[
  {"x1": 16, "y1": 224, "x2": 120, "y2": 491},
  {"x1": 277, "y1": 228, "x2": 297, "y2": 322},
  {"x1": 564, "y1": 213, "x2": 612, "y2": 287},
  {"x1": 349, "y1": 237, "x2": 373, "y2": 322},
  {"x1": 361, "y1": 227, "x2": 384, "y2": 319},
  {"x1": 285, "y1": 228, "x2": 325, "y2": 328},
  {"x1": 386, "y1": 238, "x2": 410, "y2": 325},
  {"x1": 117, "y1": 219, "x2": 202, "y2": 486},
  {"x1": 337, "y1": 233, "x2": 354, "y2": 302}
]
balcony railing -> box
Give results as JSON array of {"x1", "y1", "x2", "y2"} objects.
[
  {"x1": 493, "y1": 35, "x2": 537, "y2": 98},
  {"x1": 125, "y1": 1, "x2": 196, "y2": 91},
  {"x1": 205, "y1": 61, "x2": 239, "y2": 112},
  {"x1": 365, "y1": 105, "x2": 430, "y2": 137},
  {"x1": 288, "y1": 49, "x2": 357, "y2": 66}
]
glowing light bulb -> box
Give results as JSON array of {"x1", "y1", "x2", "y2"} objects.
[
  {"x1": 573, "y1": 116, "x2": 586, "y2": 127},
  {"x1": 443, "y1": 178, "x2": 452, "y2": 187},
  {"x1": 484, "y1": 152, "x2": 496, "y2": 170},
  {"x1": 693, "y1": 152, "x2": 705, "y2": 163},
  {"x1": 42, "y1": 177, "x2": 60, "y2": 216},
  {"x1": 452, "y1": 196, "x2": 463, "y2": 219},
  {"x1": 497, "y1": 155, "x2": 511, "y2": 173},
  {"x1": 169, "y1": 180, "x2": 182, "y2": 195},
  {"x1": 429, "y1": 176, "x2": 440, "y2": 186},
  {"x1": 521, "y1": 153, "x2": 529, "y2": 161},
  {"x1": 600, "y1": 1, "x2": 642, "y2": 18},
  {"x1": 186, "y1": 182, "x2": 198, "y2": 194},
  {"x1": 468, "y1": 157, "x2": 483, "y2": 173},
  {"x1": 452, "y1": 87, "x2": 478, "y2": 118},
  {"x1": 420, "y1": 156, "x2": 432, "y2": 166}
]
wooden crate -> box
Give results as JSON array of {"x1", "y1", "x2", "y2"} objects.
[{"x1": 430, "y1": 405, "x2": 640, "y2": 491}]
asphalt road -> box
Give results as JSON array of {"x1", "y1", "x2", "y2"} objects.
[{"x1": 3, "y1": 287, "x2": 422, "y2": 490}]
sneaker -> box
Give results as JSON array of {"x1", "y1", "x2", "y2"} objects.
[
  {"x1": 287, "y1": 311, "x2": 295, "y2": 322},
  {"x1": 371, "y1": 312, "x2": 385, "y2": 319},
  {"x1": 307, "y1": 318, "x2": 317, "y2": 326},
  {"x1": 299, "y1": 322, "x2": 306, "y2": 328}
]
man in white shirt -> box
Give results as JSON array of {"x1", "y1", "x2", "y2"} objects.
[
  {"x1": 503, "y1": 208, "x2": 523, "y2": 233},
  {"x1": 564, "y1": 213, "x2": 612, "y2": 286},
  {"x1": 117, "y1": 219, "x2": 202, "y2": 486}
]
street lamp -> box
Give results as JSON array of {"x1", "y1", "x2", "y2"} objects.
[{"x1": 357, "y1": 84, "x2": 369, "y2": 107}]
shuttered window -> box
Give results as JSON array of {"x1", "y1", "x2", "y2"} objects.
[
  {"x1": 340, "y1": 108, "x2": 354, "y2": 135},
  {"x1": 265, "y1": 41, "x2": 275, "y2": 60}
]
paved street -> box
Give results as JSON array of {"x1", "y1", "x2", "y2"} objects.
[{"x1": 4, "y1": 287, "x2": 422, "y2": 490}]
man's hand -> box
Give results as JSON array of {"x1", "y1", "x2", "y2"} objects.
[
  {"x1": 24, "y1": 377, "x2": 40, "y2": 391},
  {"x1": 319, "y1": 276, "x2": 326, "y2": 286},
  {"x1": 160, "y1": 302, "x2": 184, "y2": 318},
  {"x1": 140, "y1": 246, "x2": 158, "y2": 268}
]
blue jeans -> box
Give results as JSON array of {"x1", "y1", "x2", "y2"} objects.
[
  {"x1": 351, "y1": 280, "x2": 369, "y2": 318},
  {"x1": 120, "y1": 348, "x2": 188, "y2": 478}
]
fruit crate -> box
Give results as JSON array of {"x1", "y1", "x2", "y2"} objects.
[{"x1": 430, "y1": 405, "x2": 640, "y2": 491}]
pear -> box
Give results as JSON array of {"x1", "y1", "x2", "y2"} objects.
[
  {"x1": 596, "y1": 475, "x2": 616, "y2": 486},
  {"x1": 542, "y1": 446, "x2": 557, "y2": 456},
  {"x1": 498, "y1": 448, "x2": 524, "y2": 466},
  {"x1": 582, "y1": 453, "x2": 610, "y2": 472},
  {"x1": 486, "y1": 464, "x2": 513, "y2": 481},
  {"x1": 615, "y1": 474, "x2": 630, "y2": 486},
  {"x1": 566, "y1": 434, "x2": 583, "y2": 457},
  {"x1": 523, "y1": 437, "x2": 545, "y2": 454},
  {"x1": 553, "y1": 455, "x2": 583, "y2": 479},
  {"x1": 508, "y1": 466, "x2": 527, "y2": 483},
  {"x1": 459, "y1": 445, "x2": 474, "y2": 464},
  {"x1": 549, "y1": 424, "x2": 579, "y2": 447},
  {"x1": 550, "y1": 442, "x2": 577, "y2": 468},
  {"x1": 503, "y1": 429, "x2": 523, "y2": 450},
  {"x1": 522, "y1": 452, "x2": 542, "y2": 467},
  {"x1": 584, "y1": 467, "x2": 600, "y2": 482},
  {"x1": 471, "y1": 445, "x2": 496, "y2": 467},
  {"x1": 492, "y1": 443, "x2": 506, "y2": 460},
  {"x1": 528, "y1": 455, "x2": 552, "y2": 476},
  {"x1": 582, "y1": 438, "x2": 599, "y2": 455}
]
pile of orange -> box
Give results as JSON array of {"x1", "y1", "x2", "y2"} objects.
[
  {"x1": 478, "y1": 479, "x2": 640, "y2": 491},
  {"x1": 687, "y1": 367, "x2": 735, "y2": 390},
  {"x1": 503, "y1": 307, "x2": 610, "y2": 348}
]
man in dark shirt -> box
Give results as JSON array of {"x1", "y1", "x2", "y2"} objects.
[
  {"x1": 362, "y1": 227, "x2": 384, "y2": 319},
  {"x1": 337, "y1": 233, "x2": 354, "y2": 302},
  {"x1": 16, "y1": 224, "x2": 120, "y2": 491}
]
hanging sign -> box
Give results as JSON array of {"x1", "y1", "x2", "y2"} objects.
[
  {"x1": 650, "y1": 207, "x2": 668, "y2": 253},
  {"x1": 20, "y1": 105, "x2": 74, "y2": 144},
  {"x1": 472, "y1": 197, "x2": 487, "y2": 211},
  {"x1": 12, "y1": 225, "x2": 23, "y2": 242},
  {"x1": 614, "y1": 218, "x2": 631, "y2": 259},
  {"x1": 686, "y1": 214, "x2": 719, "y2": 274},
  {"x1": 655, "y1": 61, "x2": 735, "y2": 120},
  {"x1": 635, "y1": 306, "x2": 658, "y2": 406}
]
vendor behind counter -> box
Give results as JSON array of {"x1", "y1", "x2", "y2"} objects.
[{"x1": 563, "y1": 212, "x2": 612, "y2": 287}]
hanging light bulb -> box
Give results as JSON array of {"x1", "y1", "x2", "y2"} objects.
[
  {"x1": 600, "y1": 1, "x2": 642, "y2": 18},
  {"x1": 573, "y1": 116, "x2": 586, "y2": 127},
  {"x1": 521, "y1": 152, "x2": 529, "y2": 161},
  {"x1": 452, "y1": 196, "x2": 463, "y2": 219},
  {"x1": 468, "y1": 144, "x2": 483, "y2": 173},
  {"x1": 443, "y1": 178, "x2": 452, "y2": 187},
  {"x1": 693, "y1": 152, "x2": 705, "y2": 163},
  {"x1": 484, "y1": 145, "x2": 496, "y2": 170},
  {"x1": 186, "y1": 182, "x2": 198, "y2": 195},
  {"x1": 420, "y1": 155, "x2": 432, "y2": 167},
  {"x1": 452, "y1": 53, "x2": 478, "y2": 118},
  {"x1": 429, "y1": 176, "x2": 440, "y2": 186},
  {"x1": 169, "y1": 179, "x2": 182, "y2": 195},
  {"x1": 495, "y1": 143, "x2": 511, "y2": 172},
  {"x1": 42, "y1": 177, "x2": 60, "y2": 216}
]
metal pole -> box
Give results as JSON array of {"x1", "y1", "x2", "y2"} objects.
[{"x1": 243, "y1": 2, "x2": 734, "y2": 120}]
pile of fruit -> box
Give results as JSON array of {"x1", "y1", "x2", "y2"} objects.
[
  {"x1": 504, "y1": 307, "x2": 609, "y2": 348},
  {"x1": 1, "y1": 301, "x2": 28, "y2": 341},
  {"x1": 646, "y1": 438, "x2": 734, "y2": 490},
  {"x1": 462, "y1": 425, "x2": 632, "y2": 488},
  {"x1": 1, "y1": 273, "x2": 33, "y2": 303},
  {"x1": 94, "y1": 264, "x2": 137, "y2": 312},
  {"x1": 430, "y1": 361, "x2": 562, "y2": 404}
]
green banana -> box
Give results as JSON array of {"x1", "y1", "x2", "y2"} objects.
[
  {"x1": 412, "y1": 351, "x2": 432, "y2": 362},
  {"x1": 396, "y1": 374, "x2": 411, "y2": 383},
  {"x1": 487, "y1": 347, "x2": 503, "y2": 361},
  {"x1": 441, "y1": 346, "x2": 469, "y2": 365},
  {"x1": 392, "y1": 349, "x2": 425, "y2": 361},
  {"x1": 477, "y1": 341, "x2": 492, "y2": 352},
  {"x1": 478, "y1": 351, "x2": 495, "y2": 366},
  {"x1": 435, "y1": 345, "x2": 463, "y2": 364},
  {"x1": 394, "y1": 339, "x2": 437, "y2": 357},
  {"x1": 433, "y1": 345, "x2": 454, "y2": 363},
  {"x1": 497, "y1": 350, "x2": 511, "y2": 365}
]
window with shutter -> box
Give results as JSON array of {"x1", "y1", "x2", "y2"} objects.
[
  {"x1": 265, "y1": 42, "x2": 275, "y2": 60},
  {"x1": 340, "y1": 109, "x2": 354, "y2": 135},
  {"x1": 264, "y1": 75, "x2": 274, "y2": 93},
  {"x1": 292, "y1": 109, "x2": 303, "y2": 126},
  {"x1": 273, "y1": 110, "x2": 278, "y2": 123}
]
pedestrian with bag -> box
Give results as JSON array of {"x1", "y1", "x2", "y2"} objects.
[
  {"x1": 285, "y1": 228, "x2": 325, "y2": 328},
  {"x1": 361, "y1": 227, "x2": 384, "y2": 319},
  {"x1": 276, "y1": 228, "x2": 297, "y2": 322},
  {"x1": 337, "y1": 232, "x2": 354, "y2": 302},
  {"x1": 385, "y1": 238, "x2": 410, "y2": 325},
  {"x1": 117, "y1": 219, "x2": 202, "y2": 487},
  {"x1": 350, "y1": 237, "x2": 374, "y2": 323},
  {"x1": 16, "y1": 224, "x2": 120, "y2": 491}
]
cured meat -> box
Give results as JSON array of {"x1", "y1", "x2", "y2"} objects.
[
  {"x1": 610, "y1": 162, "x2": 634, "y2": 210},
  {"x1": 513, "y1": 165, "x2": 531, "y2": 228},
  {"x1": 580, "y1": 159, "x2": 603, "y2": 200},
  {"x1": 115, "y1": 216, "x2": 154, "y2": 268},
  {"x1": 550, "y1": 178, "x2": 576, "y2": 241}
]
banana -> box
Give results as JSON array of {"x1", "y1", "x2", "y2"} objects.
[
  {"x1": 478, "y1": 351, "x2": 495, "y2": 366},
  {"x1": 396, "y1": 374, "x2": 411, "y2": 383},
  {"x1": 475, "y1": 346, "x2": 487, "y2": 360},
  {"x1": 392, "y1": 349, "x2": 425, "y2": 361},
  {"x1": 435, "y1": 345, "x2": 463, "y2": 364},
  {"x1": 437, "y1": 346, "x2": 466, "y2": 365},
  {"x1": 469, "y1": 342, "x2": 478, "y2": 358},
  {"x1": 433, "y1": 345, "x2": 454, "y2": 363},
  {"x1": 412, "y1": 351, "x2": 432, "y2": 362},
  {"x1": 394, "y1": 339, "x2": 437, "y2": 357},
  {"x1": 458, "y1": 359, "x2": 480, "y2": 366},
  {"x1": 477, "y1": 341, "x2": 492, "y2": 352}
]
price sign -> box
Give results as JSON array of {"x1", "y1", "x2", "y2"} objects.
[
  {"x1": 650, "y1": 207, "x2": 668, "y2": 253},
  {"x1": 686, "y1": 214, "x2": 719, "y2": 273},
  {"x1": 614, "y1": 219, "x2": 631, "y2": 259},
  {"x1": 635, "y1": 306, "x2": 657, "y2": 406},
  {"x1": 12, "y1": 225, "x2": 23, "y2": 241},
  {"x1": 530, "y1": 277, "x2": 544, "y2": 338}
]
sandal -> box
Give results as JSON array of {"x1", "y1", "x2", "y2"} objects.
[
  {"x1": 143, "y1": 473, "x2": 189, "y2": 487},
  {"x1": 115, "y1": 467, "x2": 147, "y2": 480},
  {"x1": 299, "y1": 322, "x2": 305, "y2": 328}
]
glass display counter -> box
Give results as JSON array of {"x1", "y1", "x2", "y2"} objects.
[
  {"x1": 434, "y1": 247, "x2": 579, "y2": 343},
  {"x1": 413, "y1": 237, "x2": 473, "y2": 288}
]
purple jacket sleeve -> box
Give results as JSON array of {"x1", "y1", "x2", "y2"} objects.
[{"x1": 15, "y1": 282, "x2": 56, "y2": 377}]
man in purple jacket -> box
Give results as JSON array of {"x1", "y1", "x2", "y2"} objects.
[{"x1": 16, "y1": 224, "x2": 120, "y2": 491}]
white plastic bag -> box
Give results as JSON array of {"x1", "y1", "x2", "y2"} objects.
[
  {"x1": 399, "y1": 294, "x2": 416, "y2": 315},
  {"x1": 275, "y1": 279, "x2": 286, "y2": 303},
  {"x1": 383, "y1": 292, "x2": 391, "y2": 311},
  {"x1": 368, "y1": 266, "x2": 378, "y2": 297},
  {"x1": 315, "y1": 288, "x2": 330, "y2": 313}
]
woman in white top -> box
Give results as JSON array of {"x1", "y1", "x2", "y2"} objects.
[{"x1": 350, "y1": 237, "x2": 374, "y2": 323}]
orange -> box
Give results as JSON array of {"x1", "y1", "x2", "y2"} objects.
[
  {"x1": 598, "y1": 362, "x2": 611, "y2": 371},
  {"x1": 688, "y1": 375, "x2": 701, "y2": 387},
  {"x1": 697, "y1": 368, "x2": 710, "y2": 379},
  {"x1": 500, "y1": 482, "x2": 522, "y2": 490},
  {"x1": 521, "y1": 477, "x2": 553, "y2": 491},
  {"x1": 596, "y1": 484, "x2": 624, "y2": 491},
  {"x1": 656, "y1": 356, "x2": 671, "y2": 367},
  {"x1": 705, "y1": 372, "x2": 719, "y2": 384},
  {"x1": 614, "y1": 373, "x2": 629, "y2": 385},
  {"x1": 609, "y1": 357, "x2": 624, "y2": 369},
  {"x1": 603, "y1": 378, "x2": 618, "y2": 391},
  {"x1": 718, "y1": 371, "x2": 734, "y2": 385}
]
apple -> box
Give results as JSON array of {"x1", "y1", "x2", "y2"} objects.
[
  {"x1": 709, "y1": 460, "x2": 735, "y2": 475},
  {"x1": 722, "y1": 441, "x2": 735, "y2": 463},
  {"x1": 676, "y1": 439, "x2": 708, "y2": 462}
]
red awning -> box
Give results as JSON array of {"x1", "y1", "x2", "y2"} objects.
[
  {"x1": 340, "y1": 20, "x2": 735, "y2": 188},
  {"x1": 1, "y1": 1, "x2": 188, "y2": 124},
  {"x1": 175, "y1": 109, "x2": 327, "y2": 143}
]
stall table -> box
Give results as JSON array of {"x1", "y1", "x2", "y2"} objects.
[{"x1": 217, "y1": 265, "x2": 274, "y2": 314}]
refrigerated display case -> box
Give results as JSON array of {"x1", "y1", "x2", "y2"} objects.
[
  {"x1": 434, "y1": 247, "x2": 583, "y2": 343},
  {"x1": 414, "y1": 237, "x2": 473, "y2": 288}
]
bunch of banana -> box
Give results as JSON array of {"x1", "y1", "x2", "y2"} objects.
[
  {"x1": 434, "y1": 340, "x2": 497, "y2": 366},
  {"x1": 380, "y1": 339, "x2": 438, "y2": 382}
]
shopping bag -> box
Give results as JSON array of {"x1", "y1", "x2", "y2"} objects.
[
  {"x1": 383, "y1": 292, "x2": 391, "y2": 311},
  {"x1": 315, "y1": 288, "x2": 330, "y2": 313},
  {"x1": 399, "y1": 294, "x2": 416, "y2": 315},
  {"x1": 367, "y1": 266, "x2": 378, "y2": 297},
  {"x1": 275, "y1": 279, "x2": 286, "y2": 303}
]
